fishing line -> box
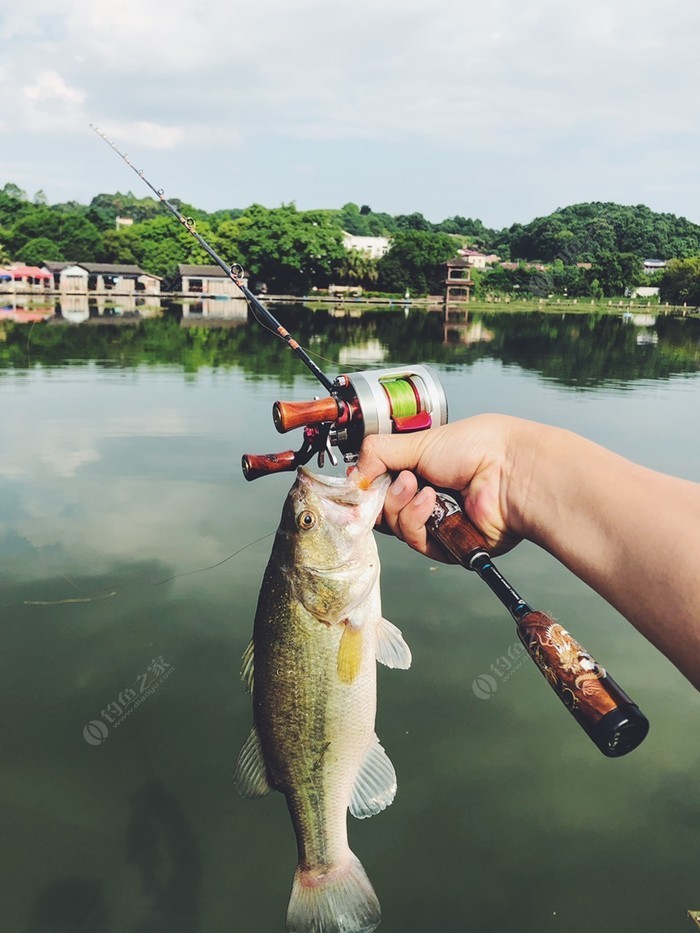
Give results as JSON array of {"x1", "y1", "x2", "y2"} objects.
[
  {"x1": 150, "y1": 532, "x2": 275, "y2": 586},
  {"x1": 381, "y1": 378, "x2": 420, "y2": 418},
  {"x1": 19, "y1": 534, "x2": 275, "y2": 607}
]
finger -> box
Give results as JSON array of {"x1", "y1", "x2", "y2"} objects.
[
  {"x1": 356, "y1": 433, "x2": 426, "y2": 485},
  {"x1": 380, "y1": 471, "x2": 419, "y2": 538},
  {"x1": 395, "y1": 485, "x2": 436, "y2": 555}
]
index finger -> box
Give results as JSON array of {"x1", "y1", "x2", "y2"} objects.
[{"x1": 355, "y1": 433, "x2": 426, "y2": 484}]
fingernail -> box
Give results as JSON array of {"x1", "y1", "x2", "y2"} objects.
[
  {"x1": 413, "y1": 487, "x2": 431, "y2": 506},
  {"x1": 390, "y1": 475, "x2": 405, "y2": 496}
]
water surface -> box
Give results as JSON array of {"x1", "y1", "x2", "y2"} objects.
[{"x1": 1, "y1": 308, "x2": 699, "y2": 932}]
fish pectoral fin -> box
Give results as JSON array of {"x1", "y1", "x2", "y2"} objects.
[
  {"x1": 376, "y1": 617, "x2": 412, "y2": 670},
  {"x1": 338, "y1": 621, "x2": 364, "y2": 685},
  {"x1": 233, "y1": 727, "x2": 271, "y2": 798},
  {"x1": 349, "y1": 734, "x2": 397, "y2": 819},
  {"x1": 240, "y1": 638, "x2": 254, "y2": 694}
]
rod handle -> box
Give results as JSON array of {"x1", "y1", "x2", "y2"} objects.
[
  {"x1": 426, "y1": 493, "x2": 488, "y2": 563},
  {"x1": 426, "y1": 493, "x2": 649, "y2": 757},
  {"x1": 241, "y1": 450, "x2": 298, "y2": 481},
  {"x1": 516, "y1": 610, "x2": 649, "y2": 757},
  {"x1": 273, "y1": 397, "x2": 340, "y2": 434}
]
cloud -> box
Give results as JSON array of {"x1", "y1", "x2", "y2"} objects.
[
  {"x1": 24, "y1": 69, "x2": 85, "y2": 105},
  {"x1": 0, "y1": 0, "x2": 699, "y2": 222}
]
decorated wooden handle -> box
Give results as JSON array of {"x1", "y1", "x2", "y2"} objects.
[
  {"x1": 273, "y1": 397, "x2": 340, "y2": 433},
  {"x1": 241, "y1": 450, "x2": 298, "y2": 481},
  {"x1": 516, "y1": 610, "x2": 649, "y2": 757},
  {"x1": 427, "y1": 492, "x2": 649, "y2": 757}
]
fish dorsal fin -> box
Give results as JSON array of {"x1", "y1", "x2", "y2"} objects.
[
  {"x1": 233, "y1": 727, "x2": 271, "y2": 798},
  {"x1": 376, "y1": 617, "x2": 412, "y2": 670},
  {"x1": 241, "y1": 638, "x2": 254, "y2": 693},
  {"x1": 349, "y1": 735, "x2": 397, "y2": 819}
]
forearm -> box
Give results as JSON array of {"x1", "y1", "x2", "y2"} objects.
[{"x1": 509, "y1": 424, "x2": 700, "y2": 688}]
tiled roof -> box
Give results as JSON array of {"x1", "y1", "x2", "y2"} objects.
[{"x1": 178, "y1": 264, "x2": 231, "y2": 278}]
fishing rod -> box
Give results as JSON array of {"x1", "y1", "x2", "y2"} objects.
[
  {"x1": 92, "y1": 129, "x2": 649, "y2": 758},
  {"x1": 89, "y1": 125, "x2": 333, "y2": 393}
]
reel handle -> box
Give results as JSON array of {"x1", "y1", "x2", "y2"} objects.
[
  {"x1": 241, "y1": 450, "x2": 299, "y2": 481},
  {"x1": 427, "y1": 493, "x2": 649, "y2": 757},
  {"x1": 274, "y1": 397, "x2": 340, "y2": 434}
]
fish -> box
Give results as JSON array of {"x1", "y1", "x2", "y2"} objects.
[{"x1": 233, "y1": 466, "x2": 412, "y2": 933}]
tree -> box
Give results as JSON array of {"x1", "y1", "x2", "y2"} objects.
[
  {"x1": 659, "y1": 257, "x2": 700, "y2": 306},
  {"x1": 331, "y1": 251, "x2": 379, "y2": 289},
  {"x1": 377, "y1": 231, "x2": 458, "y2": 294},
  {"x1": 57, "y1": 215, "x2": 103, "y2": 261},
  {"x1": 17, "y1": 236, "x2": 64, "y2": 266},
  {"x1": 217, "y1": 204, "x2": 346, "y2": 293},
  {"x1": 590, "y1": 251, "x2": 642, "y2": 296},
  {"x1": 394, "y1": 212, "x2": 432, "y2": 232},
  {"x1": 1, "y1": 183, "x2": 27, "y2": 201},
  {"x1": 102, "y1": 214, "x2": 211, "y2": 278}
]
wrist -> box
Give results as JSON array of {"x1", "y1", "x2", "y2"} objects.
[{"x1": 502, "y1": 418, "x2": 558, "y2": 543}]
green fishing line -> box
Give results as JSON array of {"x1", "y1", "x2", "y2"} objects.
[{"x1": 382, "y1": 378, "x2": 420, "y2": 418}]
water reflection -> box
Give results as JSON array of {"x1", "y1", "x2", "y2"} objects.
[
  {"x1": 126, "y1": 782, "x2": 201, "y2": 933},
  {"x1": 27, "y1": 879, "x2": 110, "y2": 933},
  {"x1": 1, "y1": 309, "x2": 699, "y2": 933},
  {"x1": 0, "y1": 304, "x2": 698, "y2": 388}
]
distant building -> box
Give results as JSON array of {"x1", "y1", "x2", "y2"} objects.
[
  {"x1": 80, "y1": 263, "x2": 161, "y2": 295},
  {"x1": 342, "y1": 233, "x2": 391, "y2": 259},
  {"x1": 643, "y1": 258, "x2": 667, "y2": 275},
  {"x1": 43, "y1": 262, "x2": 89, "y2": 291},
  {"x1": 629, "y1": 286, "x2": 660, "y2": 299},
  {"x1": 444, "y1": 257, "x2": 474, "y2": 304},
  {"x1": 115, "y1": 216, "x2": 134, "y2": 229},
  {"x1": 459, "y1": 248, "x2": 500, "y2": 270},
  {"x1": 41, "y1": 261, "x2": 161, "y2": 294},
  {"x1": 1, "y1": 264, "x2": 52, "y2": 291},
  {"x1": 177, "y1": 264, "x2": 246, "y2": 297}
]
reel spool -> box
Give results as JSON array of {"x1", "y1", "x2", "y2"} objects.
[{"x1": 243, "y1": 365, "x2": 448, "y2": 480}]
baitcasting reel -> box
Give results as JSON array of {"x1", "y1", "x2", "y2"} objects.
[{"x1": 242, "y1": 365, "x2": 448, "y2": 480}]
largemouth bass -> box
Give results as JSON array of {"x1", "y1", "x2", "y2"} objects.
[{"x1": 234, "y1": 467, "x2": 411, "y2": 933}]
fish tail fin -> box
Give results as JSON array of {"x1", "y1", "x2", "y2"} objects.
[{"x1": 286, "y1": 852, "x2": 380, "y2": 933}]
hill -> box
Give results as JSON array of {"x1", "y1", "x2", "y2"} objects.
[{"x1": 490, "y1": 202, "x2": 700, "y2": 263}]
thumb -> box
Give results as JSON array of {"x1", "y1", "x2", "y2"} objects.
[{"x1": 356, "y1": 432, "x2": 428, "y2": 483}]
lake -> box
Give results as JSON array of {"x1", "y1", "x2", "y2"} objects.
[{"x1": 1, "y1": 306, "x2": 699, "y2": 933}]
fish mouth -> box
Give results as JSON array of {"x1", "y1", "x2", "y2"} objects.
[{"x1": 298, "y1": 466, "x2": 389, "y2": 494}]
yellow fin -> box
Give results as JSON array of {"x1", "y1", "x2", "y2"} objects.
[{"x1": 338, "y1": 623, "x2": 363, "y2": 685}]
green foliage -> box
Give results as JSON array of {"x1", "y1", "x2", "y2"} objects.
[
  {"x1": 17, "y1": 237, "x2": 64, "y2": 265},
  {"x1": 335, "y1": 202, "x2": 396, "y2": 236},
  {"x1": 217, "y1": 204, "x2": 346, "y2": 294},
  {"x1": 102, "y1": 215, "x2": 211, "y2": 278},
  {"x1": 493, "y1": 203, "x2": 700, "y2": 263},
  {"x1": 377, "y1": 231, "x2": 458, "y2": 295},
  {"x1": 589, "y1": 252, "x2": 643, "y2": 297},
  {"x1": 1, "y1": 183, "x2": 27, "y2": 201},
  {"x1": 659, "y1": 257, "x2": 700, "y2": 305},
  {"x1": 331, "y1": 251, "x2": 379, "y2": 289},
  {"x1": 0, "y1": 178, "x2": 698, "y2": 301}
]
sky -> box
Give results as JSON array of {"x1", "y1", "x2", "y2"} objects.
[{"x1": 1, "y1": 0, "x2": 699, "y2": 229}]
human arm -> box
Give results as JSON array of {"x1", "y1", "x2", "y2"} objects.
[{"x1": 356, "y1": 415, "x2": 700, "y2": 690}]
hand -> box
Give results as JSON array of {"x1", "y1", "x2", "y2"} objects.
[{"x1": 356, "y1": 415, "x2": 535, "y2": 562}]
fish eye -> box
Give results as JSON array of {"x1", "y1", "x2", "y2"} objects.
[{"x1": 297, "y1": 509, "x2": 317, "y2": 530}]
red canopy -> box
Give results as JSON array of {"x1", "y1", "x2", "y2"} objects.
[{"x1": 11, "y1": 266, "x2": 52, "y2": 279}]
